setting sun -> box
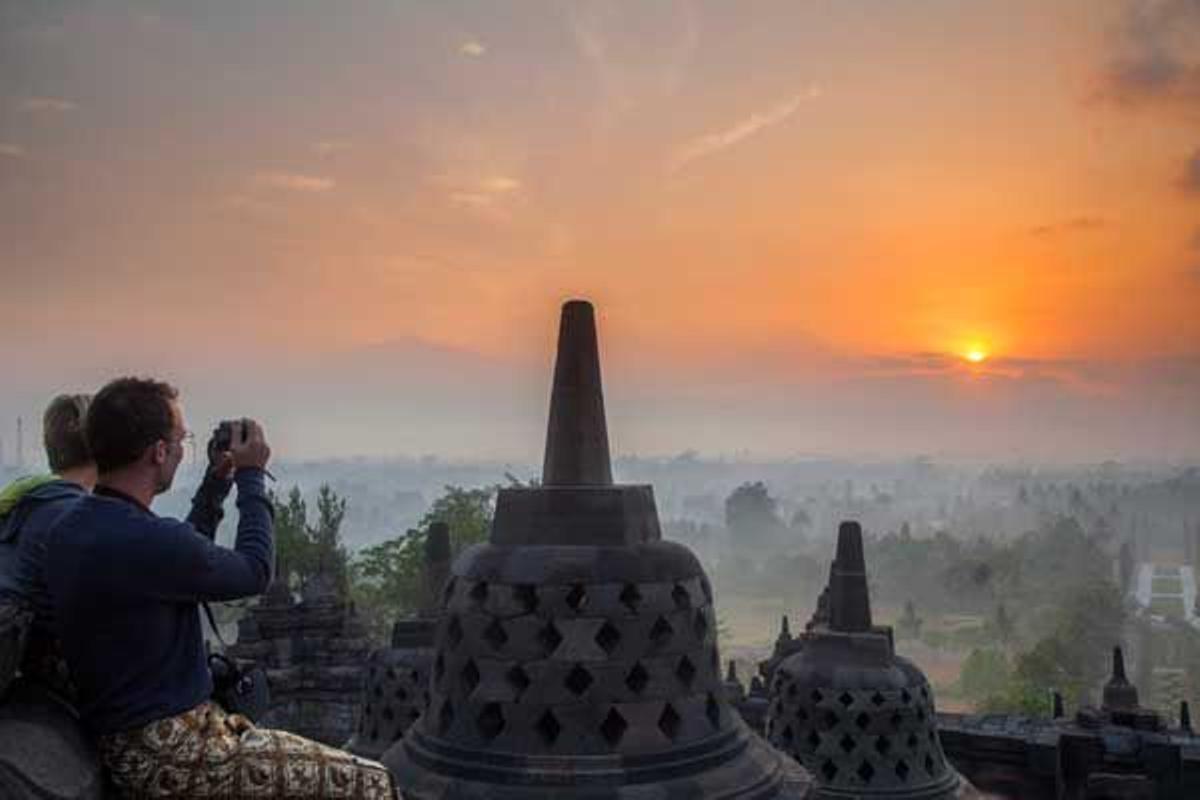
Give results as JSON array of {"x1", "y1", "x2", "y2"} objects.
[{"x1": 965, "y1": 348, "x2": 988, "y2": 364}]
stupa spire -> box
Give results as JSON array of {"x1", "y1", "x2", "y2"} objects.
[
  {"x1": 420, "y1": 522, "x2": 452, "y2": 616},
  {"x1": 829, "y1": 521, "x2": 873, "y2": 632},
  {"x1": 1102, "y1": 646, "x2": 1139, "y2": 711},
  {"x1": 1112, "y1": 646, "x2": 1128, "y2": 682},
  {"x1": 542, "y1": 299, "x2": 612, "y2": 486}
]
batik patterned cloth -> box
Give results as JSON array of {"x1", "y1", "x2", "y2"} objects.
[{"x1": 99, "y1": 701, "x2": 397, "y2": 799}]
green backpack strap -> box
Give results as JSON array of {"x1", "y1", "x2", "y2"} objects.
[{"x1": 0, "y1": 475, "x2": 57, "y2": 522}]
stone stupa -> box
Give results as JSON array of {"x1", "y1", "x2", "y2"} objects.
[
  {"x1": 347, "y1": 521, "x2": 452, "y2": 760},
  {"x1": 383, "y1": 299, "x2": 809, "y2": 798},
  {"x1": 766, "y1": 522, "x2": 975, "y2": 799}
]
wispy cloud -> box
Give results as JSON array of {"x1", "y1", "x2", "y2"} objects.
[
  {"x1": 313, "y1": 140, "x2": 350, "y2": 156},
  {"x1": 0, "y1": 143, "x2": 26, "y2": 159},
  {"x1": 459, "y1": 40, "x2": 486, "y2": 57},
  {"x1": 20, "y1": 97, "x2": 77, "y2": 113},
  {"x1": 567, "y1": 1, "x2": 699, "y2": 130},
  {"x1": 854, "y1": 351, "x2": 1118, "y2": 392},
  {"x1": 255, "y1": 172, "x2": 335, "y2": 192},
  {"x1": 669, "y1": 89, "x2": 819, "y2": 172},
  {"x1": 436, "y1": 174, "x2": 522, "y2": 209},
  {"x1": 479, "y1": 176, "x2": 520, "y2": 193},
  {"x1": 1030, "y1": 216, "x2": 1108, "y2": 237}
]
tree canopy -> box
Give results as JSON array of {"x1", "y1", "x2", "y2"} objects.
[
  {"x1": 352, "y1": 485, "x2": 496, "y2": 637},
  {"x1": 724, "y1": 481, "x2": 786, "y2": 545},
  {"x1": 272, "y1": 484, "x2": 350, "y2": 595}
]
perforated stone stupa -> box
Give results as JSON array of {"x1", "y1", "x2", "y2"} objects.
[
  {"x1": 766, "y1": 522, "x2": 975, "y2": 799},
  {"x1": 382, "y1": 300, "x2": 809, "y2": 798},
  {"x1": 347, "y1": 522, "x2": 452, "y2": 760}
]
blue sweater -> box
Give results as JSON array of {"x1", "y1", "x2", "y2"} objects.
[
  {"x1": 0, "y1": 480, "x2": 89, "y2": 628},
  {"x1": 1, "y1": 473, "x2": 231, "y2": 646},
  {"x1": 45, "y1": 469, "x2": 273, "y2": 734}
]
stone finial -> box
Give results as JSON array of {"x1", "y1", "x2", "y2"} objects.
[
  {"x1": 421, "y1": 521, "x2": 452, "y2": 615},
  {"x1": 1112, "y1": 646, "x2": 1127, "y2": 681},
  {"x1": 1181, "y1": 701, "x2": 1192, "y2": 733},
  {"x1": 829, "y1": 521, "x2": 873, "y2": 633},
  {"x1": 1102, "y1": 646, "x2": 1139, "y2": 711},
  {"x1": 723, "y1": 660, "x2": 745, "y2": 704},
  {"x1": 542, "y1": 300, "x2": 613, "y2": 487},
  {"x1": 425, "y1": 521, "x2": 451, "y2": 563},
  {"x1": 1053, "y1": 691, "x2": 1064, "y2": 719}
]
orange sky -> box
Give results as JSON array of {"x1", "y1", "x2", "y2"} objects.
[{"x1": 1, "y1": 1, "x2": 1198, "y2": 459}]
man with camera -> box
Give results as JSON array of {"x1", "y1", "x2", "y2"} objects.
[{"x1": 44, "y1": 377, "x2": 396, "y2": 799}]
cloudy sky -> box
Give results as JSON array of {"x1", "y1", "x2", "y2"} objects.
[{"x1": 1, "y1": 0, "x2": 1198, "y2": 462}]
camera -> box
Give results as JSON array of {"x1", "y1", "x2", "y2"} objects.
[{"x1": 210, "y1": 419, "x2": 246, "y2": 456}]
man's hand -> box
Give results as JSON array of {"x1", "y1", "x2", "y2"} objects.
[{"x1": 229, "y1": 418, "x2": 271, "y2": 473}]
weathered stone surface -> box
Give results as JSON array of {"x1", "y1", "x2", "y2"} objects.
[
  {"x1": 227, "y1": 571, "x2": 371, "y2": 746},
  {"x1": 345, "y1": 642, "x2": 434, "y2": 761},
  {"x1": 938, "y1": 705, "x2": 1200, "y2": 800}
]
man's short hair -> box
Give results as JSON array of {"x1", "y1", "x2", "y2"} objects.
[
  {"x1": 43, "y1": 394, "x2": 93, "y2": 473},
  {"x1": 86, "y1": 378, "x2": 180, "y2": 473}
]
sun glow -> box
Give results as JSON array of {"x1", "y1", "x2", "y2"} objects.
[{"x1": 965, "y1": 348, "x2": 988, "y2": 364}]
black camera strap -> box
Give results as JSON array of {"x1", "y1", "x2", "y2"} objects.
[
  {"x1": 201, "y1": 602, "x2": 271, "y2": 722},
  {"x1": 201, "y1": 602, "x2": 230, "y2": 649}
]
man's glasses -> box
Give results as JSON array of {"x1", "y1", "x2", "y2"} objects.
[{"x1": 176, "y1": 431, "x2": 196, "y2": 448}]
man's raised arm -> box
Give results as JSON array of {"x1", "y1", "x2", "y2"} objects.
[{"x1": 136, "y1": 420, "x2": 274, "y2": 602}]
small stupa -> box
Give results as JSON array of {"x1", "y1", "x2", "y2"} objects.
[
  {"x1": 766, "y1": 522, "x2": 975, "y2": 799},
  {"x1": 347, "y1": 522, "x2": 452, "y2": 760}
]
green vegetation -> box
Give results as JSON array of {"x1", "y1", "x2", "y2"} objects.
[
  {"x1": 865, "y1": 514, "x2": 1127, "y2": 716},
  {"x1": 959, "y1": 648, "x2": 1011, "y2": 705},
  {"x1": 351, "y1": 485, "x2": 496, "y2": 638},
  {"x1": 871, "y1": 515, "x2": 1115, "y2": 642},
  {"x1": 725, "y1": 481, "x2": 786, "y2": 545},
  {"x1": 273, "y1": 484, "x2": 351, "y2": 595},
  {"x1": 958, "y1": 578, "x2": 1126, "y2": 714}
]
